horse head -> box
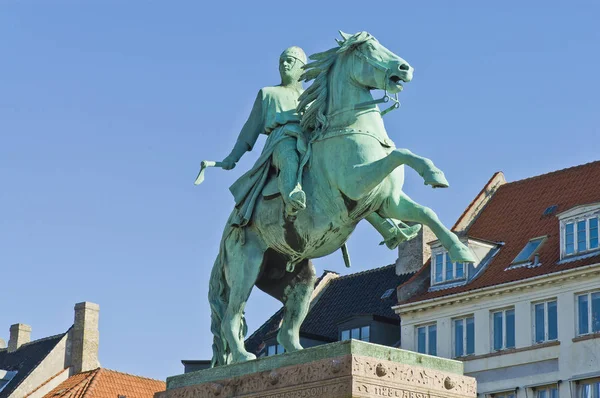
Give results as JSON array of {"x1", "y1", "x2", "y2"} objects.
[
  {"x1": 338, "y1": 31, "x2": 413, "y2": 95},
  {"x1": 299, "y1": 31, "x2": 413, "y2": 132}
]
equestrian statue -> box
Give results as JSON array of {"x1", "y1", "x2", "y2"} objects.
[{"x1": 198, "y1": 31, "x2": 476, "y2": 367}]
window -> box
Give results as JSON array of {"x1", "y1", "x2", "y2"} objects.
[
  {"x1": 266, "y1": 343, "x2": 285, "y2": 356},
  {"x1": 453, "y1": 316, "x2": 475, "y2": 357},
  {"x1": 512, "y1": 236, "x2": 546, "y2": 265},
  {"x1": 578, "y1": 379, "x2": 600, "y2": 398},
  {"x1": 534, "y1": 300, "x2": 558, "y2": 343},
  {"x1": 432, "y1": 252, "x2": 465, "y2": 284},
  {"x1": 535, "y1": 386, "x2": 559, "y2": 398},
  {"x1": 562, "y1": 214, "x2": 600, "y2": 257},
  {"x1": 577, "y1": 291, "x2": 600, "y2": 336},
  {"x1": 493, "y1": 393, "x2": 516, "y2": 398},
  {"x1": 492, "y1": 308, "x2": 515, "y2": 351},
  {"x1": 341, "y1": 326, "x2": 370, "y2": 342},
  {"x1": 416, "y1": 324, "x2": 437, "y2": 356}
]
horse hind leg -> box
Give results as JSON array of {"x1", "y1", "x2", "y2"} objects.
[
  {"x1": 222, "y1": 229, "x2": 266, "y2": 363},
  {"x1": 380, "y1": 191, "x2": 476, "y2": 263},
  {"x1": 277, "y1": 259, "x2": 316, "y2": 353}
]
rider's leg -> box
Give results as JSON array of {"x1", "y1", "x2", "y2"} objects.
[
  {"x1": 338, "y1": 148, "x2": 448, "y2": 202},
  {"x1": 379, "y1": 191, "x2": 475, "y2": 263},
  {"x1": 273, "y1": 138, "x2": 305, "y2": 216},
  {"x1": 365, "y1": 213, "x2": 421, "y2": 249}
]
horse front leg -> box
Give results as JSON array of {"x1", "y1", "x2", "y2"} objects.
[
  {"x1": 380, "y1": 191, "x2": 476, "y2": 263},
  {"x1": 338, "y1": 148, "x2": 448, "y2": 201}
]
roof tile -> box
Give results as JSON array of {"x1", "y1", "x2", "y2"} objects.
[
  {"x1": 42, "y1": 368, "x2": 165, "y2": 398},
  {"x1": 404, "y1": 160, "x2": 600, "y2": 304}
]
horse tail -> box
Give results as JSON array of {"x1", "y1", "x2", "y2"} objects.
[{"x1": 208, "y1": 230, "x2": 231, "y2": 367}]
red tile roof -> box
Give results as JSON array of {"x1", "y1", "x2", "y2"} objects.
[
  {"x1": 402, "y1": 160, "x2": 600, "y2": 304},
  {"x1": 42, "y1": 368, "x2": 165, "y2": 398}
]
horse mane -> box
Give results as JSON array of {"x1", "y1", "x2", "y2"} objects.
[{"x1": 298, "y1": 31, "x2": 374, "y2": 132}]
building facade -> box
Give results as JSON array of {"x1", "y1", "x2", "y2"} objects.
[{"x1": 394, "y1": 161, "x2": 600, "y2": 398}]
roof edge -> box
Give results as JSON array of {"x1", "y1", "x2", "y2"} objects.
[
  {"x1": 393, "y1": 261, "x2": 600, "y2": 313},
  {"x1": 452, "y1": 171, "x2": 506, "y2": 232}
]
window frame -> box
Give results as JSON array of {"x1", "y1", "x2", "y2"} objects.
[
  {"x1": 490, "y1": 392, "x2": 516, "y2": 398},
  {"x1": 576, "y1": 290, "x2": 600, "y2": 336},
  {"x1": 431, "y1": 251, "x2": 466, "y2": 285},
  {"x1": 559, "y1": 205, "x2": 600, "y2": 259},
  {"x1": 453, "y1": 315, "x2": 475, "y2": 358},
  {"x1": 416, "y1": 323, "x2": 437, "y2": 356},
  {"x1": 511, "y1": 236, "x2": 547, "y2": 265},
  {"x1": 491, "y1": 308, "x2": 516, "y2": 351},
  {"x1": 532, "y1": 299, "x2": 558, "y2": 344},
  {"x1": 576, "y1": 377, "x2": 600, "y2": 398},
  {"x1": 533, "y1": 384, "x2": 559, "y2": 398},
  {"x1": 266, "y1": 343, "x2": 285, "y2": 356}
]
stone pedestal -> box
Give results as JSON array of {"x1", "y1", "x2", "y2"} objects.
[{"x1": 158, "y1": 340, "x2": 476, "y2": 398}]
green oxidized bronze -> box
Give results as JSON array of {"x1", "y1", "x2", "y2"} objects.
[{"x1": 201, "y1": 31, "x2": 476, "y2": 367}]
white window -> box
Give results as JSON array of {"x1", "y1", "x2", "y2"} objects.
[
  {"x1": 416, "y1": 323, "x2": 437, "y2": 356},
  {"x1": 577, "y1": 291, "x2": 600, "y2": 336},
  {"x1": 432, "y1": 252, "x2": 465, "y2": 284},
  {"x1": 559, "y1": 204, "x2": 600, "y2": 258},
  {"x1": 578, "y1": 378, "x2": 600, "y2": 398},
  {"x1": 453, "y1": 316, "x2": 475, "y2": 357},
  {"x1": 492, "y1": 308, "x2": 515, "y2": 351},
  {"x1": 533, "y1": 300, "x2": 558, "y2": 343},
  {"x1": 341, "y1": 326, "x2": 370, "y2": 342},
  {"x1": 266, "y1": 343, "x2": 285, "y2": 356},
  {"x1": 535, "y1": 385, "x2": 559, "y2": 398}
]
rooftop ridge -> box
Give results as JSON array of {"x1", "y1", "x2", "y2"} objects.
[
  {"x1": 77, "y1": 367, "x2": 101, "y2": 398},
  {"x1": 18, "y1": 332, "x2": 66, "y2": 349},
  {"x1": 333, "y1": 263, "x2": 396, "y2": 281},
  {"x1": 504, "y1": 159, "x2": 600, "y2": 187},
  {"x1": 99, "y1": 368, "x2": 167, "y2": 384}
]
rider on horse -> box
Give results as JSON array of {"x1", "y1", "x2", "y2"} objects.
[{"x1": 221, "y1": 46, "x2": 419, "y2": 248}]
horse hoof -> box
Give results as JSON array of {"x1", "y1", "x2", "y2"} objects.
[
  {"x1": 422, "y1": 168, "x2": 449, "y2": 188},
  {"x1": 448, "y1": 244, "x2": 476, "y2": 264},
  {"x1": 233, "y1": 352, "x2": 256, "y2": 363}
]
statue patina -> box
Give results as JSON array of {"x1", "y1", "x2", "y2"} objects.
[{"x1": 205, "y1": 32, "x2": 476, "y2": 367}]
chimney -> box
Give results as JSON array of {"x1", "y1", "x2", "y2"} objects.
[
  {"x1": 8, "y1": 324, "x2": 31, "y2": 353},
  {"x1": 71, "y1": 302, "x2": 100, "y2": 373},
  {"x1": 395, "y1": 225, "x2": 436, "y2": 275}
]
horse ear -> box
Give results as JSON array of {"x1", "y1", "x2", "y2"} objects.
[{"x1": 338, "y1": 30, "x2": 352, "y2": 42}]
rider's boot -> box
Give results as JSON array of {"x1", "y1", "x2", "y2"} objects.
[
  {"x1": 366, "y1": 213, "x2": 421, "y2": 250},
  {"x1": 278, "y1": 151, "x2": 306, "y2": 218}
]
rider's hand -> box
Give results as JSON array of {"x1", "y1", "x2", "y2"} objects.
[{"x1": 221, "y1": 156, "x2": 237, "y2": 170}]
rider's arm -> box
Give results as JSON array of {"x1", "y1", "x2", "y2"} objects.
[{"x1": 225, "y1": 90, "x2": 265, "y2": 163}]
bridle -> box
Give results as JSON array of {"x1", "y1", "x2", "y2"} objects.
[{"x1": 351, "y1": 46, "x2": 401, "y2": 117}]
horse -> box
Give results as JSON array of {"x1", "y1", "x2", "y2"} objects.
[{"x1": 208, "y1": 31, "x2": 475, "y2": 366}]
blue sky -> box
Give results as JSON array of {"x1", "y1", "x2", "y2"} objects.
[{"x1": 1, "y1": 0, "x2": 598, "y2": 381}]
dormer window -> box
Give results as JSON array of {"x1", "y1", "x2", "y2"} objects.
[
  {"x1": 558, "y1": 203, "x2": 600, "y2": 259},
  {"x1": 432, "y1": 252, "x2": 465, "y2": 285},
  {"x1": 428, "y1": 237, "x2": 498, "y2": 290},
  {"x1": 341, "y1": 326, "x2": 370, "y2": 342}
]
